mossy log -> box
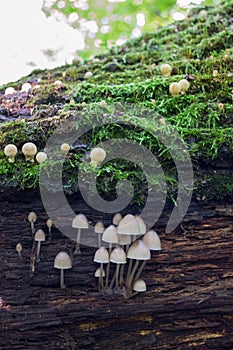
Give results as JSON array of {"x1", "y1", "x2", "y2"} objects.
[{"x1": 1, "y1": 0, "x2": 233, "y2": 348}]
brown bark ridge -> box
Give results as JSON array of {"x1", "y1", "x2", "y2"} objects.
[{"x1": 0, "y1": 190, "x2": 233, "y2": 350}]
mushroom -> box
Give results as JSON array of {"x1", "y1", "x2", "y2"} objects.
[
  {"x1": 102, "y1": 225, "x2": 119, "y2": 288},
  {"x1": 90, "y1": 147, "x2": 106, "y2": 166},
  {"x1": 21, "y1": 82, "x2": 32, "y2": 93},
  {"x1": 84, "y1": 71, "x2": 93, "y2": 79},
  {"x1": 28, "y1": 211, "x2": 37, "y2": 234},
  {"x1": 5, "y1": 87, "x2": 16, "y2": 95},
  {"x1": 109, "y1": 247, "x2": 127, "y2": 289},
  {"x1": 72, "y1": 213, "x2": 89, "y2": 254},
  {"x1": 125, "y1": 240, "x2": 151, "y2": 297},
  {"x1": 160, "y1": 63, "x2": 172, "y2": 76},
  {"x1": 22, "y1": 142, "x2": 37, "y2": 162},
  {"x1": 4, "y1": 144, "x2": 18, "y2": 163},
  {"x1": 112, "y1": 212, "x2": 122, "y2": 226},
  {"x1": 95, "y1": 267, "x2": 106, "y2": 291},
  {"x1": 46, "y1": 218, "x2": 53, "y2": 240},
  {"x1": 134, "y1": 215, "x2": 146, "y2": 241},
  {"x1": 94, "y1": 221, "x2": 105, "y2": 248},
  {"x1": 169, "y1": 82, "x2": 180, "y2": 97},
  {"x1": 100, "y1": 100, "x2": 107, "y2": 107},
  {"x1": 94, "y1": 247, "x2": 109, "y2": 291},
  {"x1": 35, "y1": 229, "x2": 46, "y2": 262},
  {"x1": 133, "y1": 229, "x2": 162, "y2": 282},
  {"x1": 133, "y1": 279, "x2": 146, "y2": 292},
  {"x1": 16, "y1": 243, "x2": 23, "y2": 260},
  {"x1": 61, "y1": 143, "x2": 70, "y2": 156},
  {"x1": 36, "y1": 151, "x2": 47, "y2": 164},
  {"x1": 54, "y1": 251, "x2": 72, "y2": 289},
  {"x1": 178, "y1": 79, "x2": 190, "y2": 94}
]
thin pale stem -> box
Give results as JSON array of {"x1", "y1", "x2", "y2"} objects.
[
  {"x1": 119, "y1": 264, "x2": 125, "y2": 288},
  {"x1": 31, "y1": 222, "x2": 35, "y2": 235},
  {"x1": 98, "y1": 233, "x2": 101, "y2": 248},
  {"x1": 60, "y1": 269, "x2": 65, "y2": 289},
  {"x1": 49, "y1": 227, "x2": 52, "y2": 240},
  {"x1": 75, "y1": 228, "x2": 81, "y2": 254},
  {"x1": 133, "y1": 261, "x2": 147, "y2": 284},
  {"x1": 109, "y1": 271, "x2": 117, "y2": 290},
  {"x1": 126, "y1": 259, "x2": 133, "y2": 286},
  {"x1": 127, "y1": 260, "x2": 139, "y2": 289},
  {"x1": 100, "y1": 263, "x2": 104, "y2": 290},
  {"x1": 36, "y1": 242, "x2": 41, "y2": 262},
  {"x1": 115, "y1": 264, "x2": 120, "y2": 289}
]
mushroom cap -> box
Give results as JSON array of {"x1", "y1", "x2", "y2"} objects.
[
  {"x1": 28, "y1": 211, "x2": 37, "y2": 223},
  {"x1": 46, "y1": 219, "x2": 53, "y2": 228},
  {"x1": 134, "y1": 215, "x2": 146, "y2": 235},
  {"x1": 169, "y1": 82, "x2": 180, "y2": 96},
  {"x1": 117, "y1": 214, "x2": 141, "y2": 236},
  {"x1": 54, "y1": 251, "x2": 72, "y2": 269},
  {"x1": 142, "y1": 230, "x2": 161, "y2": 250},
  {"x1": 5, "y1": 87, "x2": 16, "y2": 95},
  {"x1": 113, "y1": 212, "x2": 122, "y2": 226},
  {"x1": 118, "y1": 233, "x2": 131, "y2": 246},
  {"x1": 160, "y1": 63, "x2": 172, "y2": 76},
  {"x1": 102, "y1": 225, "x2": 118, "y2": 244},
  {"x1": 94, "y1": 247, "x2": 109, "y2": 263},
  {"x1": 72, "y1": 213, "x2": 88, "y2": 229},
  {"x1": 61, "y1": 143, "x2": 70, "y2": 153},
  {"x1": 36, "y1": 151, "x2": 47, "y2": 164},
  {"x1": 4, "y1": 144, "x2": 18, "y2": 157},
  {"x1": 22, "y1": 142, "x2": 37, "y2": 156},
  {"x1": 95, "y1": 267, "x2": 105, "y2": 277},
  {"x1": 21, "y1": 82, "x2": 32, "y2": 93},
  {"x1": 35, "y1": 229, "x2": 46, "y2": 242},
  {"x1": 127, "y1": 240, "x2": 151, "y2": 260},
  {"x1": 94, "y1": 221, "x2": 104, "y2": 234},
  {"x1": 90, "y1": 147, "x2": 106, "y2": 163},
  {"x1": 110, "y1": 247, "x2": 127, "y2": 264},
  {"x1": 133, "y1": 279, "x2": 147, "y2": 292},
  {"x1": 16, "y1": 243, "x2": 23, "y2": 253},
  {"x1": 179, "y1": 79, "x2": 190, "y2": 92}
]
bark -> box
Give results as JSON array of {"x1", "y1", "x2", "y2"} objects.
[{"x1": 0, "y1": 190, "x2": 233, "y2": 349}]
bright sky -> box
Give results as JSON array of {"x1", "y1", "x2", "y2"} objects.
[{"x1": 0, "y1": 0, "x2": 84, "y2": 86}]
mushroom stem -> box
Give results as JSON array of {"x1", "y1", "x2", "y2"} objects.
[
  {"x1": 100, "y1": 263, "x2": 104, "y2": 290},
  {"x1": 31, "y1": 222, "x2": 35, "y2": 235},
  {"x1": 126, "y1": 260, "x2": 140, "y2": 289},
  {"x1": 105, "y1": 243, "x2": 112, "y2": 289},
  {"x1": 75, "y1": 228, "x2": 82, "y2": 254},
  {"x1": 36, "y1": 241, "x2": 41, "y2": 262},
  {"x1": 126, "y1": 258, "x2": 133, "y2": 286},
  {"x1": 60, "y1": 269, "x2": 65, "y2": 289},
  {"x1": 133, "y1": 260, "x2": 147, "y2": 284},
  {"x1": 48, "y1": 227, "x2": 52, "y2": 240},
  {"x1": 119, "y1": 264, "x2": 125, "y2": 288},
  {"x1": 115, "y1": 264, "x2": 120, "y2": 289},
  {"x1": 109, "y1": 271, "x2": 117, "y2": 290},
  {"x1": 98, "y1": 233, "x2": 101, "y2": 248},
  {"x1": 18, "y1": 251, "x2": 22, "y2": 259}
]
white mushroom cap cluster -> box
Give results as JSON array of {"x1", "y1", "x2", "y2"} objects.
[{"x1": 3, "y1": 141, "x2": 47, "y2": 164}]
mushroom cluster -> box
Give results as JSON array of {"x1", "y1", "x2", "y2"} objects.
[
  {"x1": 93, "y1": 213, "x2": 162, "y2": 299},
  {"x1": 3, "y1": 141, "x2": 48, "y2": 164}
]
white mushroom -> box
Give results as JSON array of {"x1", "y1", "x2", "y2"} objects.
[
  {"x1": 5, "y1": 87, "x2": 16, "y2": 95},
  {"x1": 160, "y1": 63, "x2": 172, "y2": 76},
  {"x1": 94, "y1": 221, "x2": 105, "y2": 248},
  {"x1": 4, "y1": 144, "x2": 18, "y2": 163},
  {"x1": 54, "y1": 251, "x2": 72, "y2": 289},
  {"x1": 22, "y1": 142, "x2": 37, "y2": 162},
  {"x1": 109, "y1": 247, "x2": 126, "y2": 289},
  {"x1": 94, "y1": 247, "x2": 109, "y2": 291},
  {"x1": 72, "y1": 213, "x2": 88, "y2": 254},
  {"x1": 102, "y1": 225, "x2": 118, "y2": 288},
  {"x1": 133, "y1": 279, "x2": 147, "y2": 292},
  {"x1": 28, "y1": 211, "x2": 37, "y2": 234},
  {"x1": 179, "y1": 79, "x2": 190, "y2": 94},
  {"x1": 35, "y1": 229, "x2": 46, "y2": 262},
  {"x1": 112, "y1": 212, "x2": 122, "y2": 226},
  {"x1": 61, "y1": 143, "x2": 70, "y2": 156},
  {"x1": 21, "y1": 83, "x2": 32, "y2": 93},
  {"x1": 95, "y1": 267, "x2": 105, "y2": 291},
  {"x1": 90, "y1": 147, "x2": 106, "y2": 166},
  {"x1": 46, "y1": 218, "x2": 53, "y2": 240},
  {"x1": 36, "y1": 151, "x2": 47, "y2": 164},
  {"x1": 16, "y1": 243, "x2": 23, "y2": 260}
]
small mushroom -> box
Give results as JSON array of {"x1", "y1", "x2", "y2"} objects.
[
  {"x1": 21, "y1": 82, "x2": 32, "y2": 93},
  {"x1": 46, "y1": 218, "x2": 53, "y2": 240},
  {"x1": 35, "y1": 229, "x2": 46, "y2": 262},
  {"x1": 5, "y1": 87, "x2": 16, "y2": 95},
  {"x1": 160, "y1": 63, "x2": 172, "y2": 76},
  {"x1": 16, "y1": 243, "x2": 23, "y2": 260},
  {"x1": 4, "y1": 144, "x2": 18, "y2": 163},
  {"x1": 22, "y1": 142, "x2": 37, "y2": 162},
  {"x1": 54, "y1": 251, "x2": 72, "y2": 289},
  {"x1": 61, "y1": 143, "x2": 70, "y2": 156},
  {"x1": 133, "y1": 279, "x2": 146, "y2": 292},
  {"x1": 109, "y1": 247, "x2": 126, "y2": 289},
  {"x1": 95, "y1": 267, "x2": 106, "y2": 291},
  {"x1": 90, "y1": 147, "x2": 106, "y2": 166},
  {"x1": 72, "y1": 213, "x2": 89, "y2": 254},
  {"x1": 36, "y1": 151, "x2": 47, "y2": 164},
  {"x1": 178, "y1": 79, "x2": 190, "y2": 94},
  {"x1": 94, "y1": 221, "x2": 105, "y2": 248},
  {"x1": 169, "y1": 82, "x2": 180, "y2": 97},
  {"x1": 94, "y1": 247, "x2": 109, "y2": 291},
  {"x1": 102, "y1": 225, "x2": 118, "y2": 288},
  {"x1": 28, "y1": 211, "x2": 37, "y2": 234},
  {"x1": 112, "y1": 212, "x2": 122, "y2": 226}
]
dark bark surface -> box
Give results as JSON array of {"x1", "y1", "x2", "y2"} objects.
[{"x1": 0, "y1": 190, "x2": 233, "y2": 349}]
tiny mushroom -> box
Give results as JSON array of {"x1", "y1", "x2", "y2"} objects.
[
  {"x1": 134, "y1": 215, "x2": 146, "y2": 241},
  {"x1": 94, "y1": 247, "x2": 109, "y2": 291},
  {"x1": 54, "y1": 251, "x2": 72, "y2": 289},
  {"x1": 46, "y1": 218, "x2": 53, "y2": 240},
  {"x1": 109, "y1": 247, "x2": 127, "y2": 289},
  {"x1": 4, "y1": 144, "x2": 18, "y2": 163},
  {"x1": 36, "y1": 151, "x2": 47, "y2": 164},
  {"x1": 160, "y1": 63, "x2": 172, "y2": 76},
  {"x1": 169, "y1": 82, "x2": 180, "y2": 97},
  {"x1": 95, "y1": 267, "x2": 106, "y2": 291},
  {"x1": 90, "y1": 147, "x2": 106, "y2": 166},
  {"x1": 133, "y1": 279, "x2": 147, "y2": 293},
  {"x1": 22, "y1": 142, "x2": 37, "y2": 162},
  {"x1": 72, "y1": 213, "x2": 89, "y2": 254},
  {"x1": 112, "y1": 212, "x2": 122, "y2": 226},
  {"x1": 28, "y1": 211, "x2": 37, "y2": 234},
  {"x1": 178, "y1": 79, "x2": 190, "y2": 94},
  {"x1": 21, "y1": 82, "x2": 32, "y2": 93},
  {"x1": 94, "y1": 221, "x2": 105, "y2": 248},
  {"x1": 5, "y1": 87, "x2": 16, "y2": 95},
  {"x1": 102, "y1": 224, "x2": 119, "y2": 288},
  {"x1": 61, "y1": 143, "x2": 70, "y2": 155},
  {"x1": 35, "y1": 229, "x2": 46, "y2": 262},
  {"x1": 16, "y1": 243, "x2": 23, "y2": 259}
]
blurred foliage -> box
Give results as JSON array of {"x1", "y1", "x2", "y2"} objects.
[{"x1": 43, "y1": 0, "x2": 215, "y2": 59}]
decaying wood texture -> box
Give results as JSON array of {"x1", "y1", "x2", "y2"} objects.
[{"x1": 0, "y1": 190, "x2": 233, "y2": 349}]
